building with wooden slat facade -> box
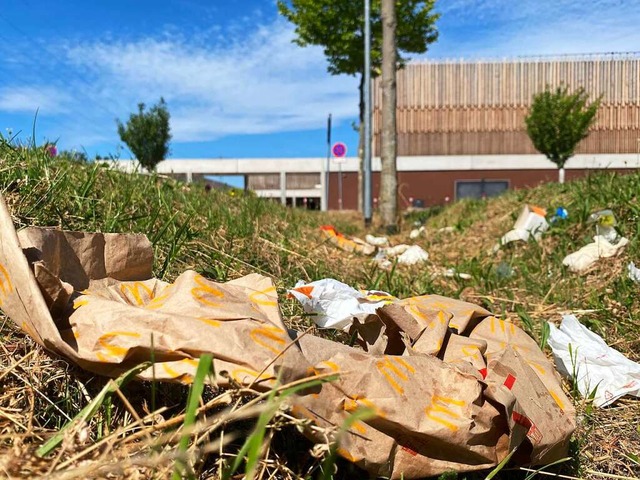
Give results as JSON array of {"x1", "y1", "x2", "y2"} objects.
[{"x1": 373, "y1": 53, "x2": 640, "y2": 156}]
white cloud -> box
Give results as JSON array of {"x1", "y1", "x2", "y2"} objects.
[
  {"x1": 430, "y1": 0, "x2": 640, "y2": 59},
  {"x1": 0, "y1": 86, "x2": 70, "y2": 114},
  {"x1": 62, "y1": 20, "x2": 359, "y2": 142}
]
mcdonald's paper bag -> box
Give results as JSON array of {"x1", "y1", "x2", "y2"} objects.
[
  {"x1": 291, "y1": 295, "x2": 576, "y2": 479},
  {"x1": 0, "y1": 196, "x2": 307, "y2": 388}
]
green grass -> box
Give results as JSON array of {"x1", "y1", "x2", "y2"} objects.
[{"x1": 1, "y1": 136, "x2": 639, "y2": 479}]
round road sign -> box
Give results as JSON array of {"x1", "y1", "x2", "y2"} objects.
[{"x1": 331, "y1": 142, "x2": 347, "y2": 158}]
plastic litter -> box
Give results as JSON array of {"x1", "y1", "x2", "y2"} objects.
[
  {"x1": 562, "y1": 236, "x2": 629, "y2": 273},
  {"x1": 548, "y1": 314, "x2": 640, "y2": 407},
  {"x1": 320, "y1": 225, "x2": 375, "y2": 255},
  {"x1": 385, "y1": 244, "x2": 411, "y2": 257},
  {"x1": 500, "y1": 205, "x2": 549, "y2": 245},
  {"x1": 550, "y1": 207, "x2": 569, "y2": 223},
  {"x1": 396, "y1": 245, "x2": 429, "y2": 265},
  {"x1": 288, "y1": 278, "x2": 395, "y2": 330},
  {"x1": 365, "y1": 234, "x2": 390, "y2": 247},
  {"x1": 438, "y1": 226, "x2": 456, "y2": 233},
  {"x1": 409, "y1": 225, "x2": 426, "y2": 239},
  {"x1": 496, "y1": 262, "x2": 515, "y2": 279},
  {"x1": 442, "y1": 268, "x2": 472, "y2": 280},
  {"x1": 588, "y1": 209, "x2": 618, "y2": 243},
  {"x1": 628, "y1": 262, "x2": 640, "y2": 283}
]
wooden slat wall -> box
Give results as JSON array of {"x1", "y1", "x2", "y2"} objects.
[
  {"x1": 286, "y1": 173, "x2": 321, "y2": 189},
  {"x1": 247, "y1": 174, "x2": 280, "y2": 190},
  {"x1": 373, "y1": 54, "x2": 640, "y2": 156}
]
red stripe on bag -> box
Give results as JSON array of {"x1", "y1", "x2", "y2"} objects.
[
  {"x1": 512, "y1": 411, "x2": 532, "y2": 429},
  {"x1": 503, "y1": 373, "x2": 516, "y2": 390}
]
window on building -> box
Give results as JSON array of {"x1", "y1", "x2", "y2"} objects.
[{"x1": 455, "y1": 180, "x2": 509, "y2": 200}]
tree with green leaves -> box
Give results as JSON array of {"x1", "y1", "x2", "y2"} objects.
[
  {"x1": 278, "y1": 0, "x2": 438, "y2": 211},
  {"x1": 525, "y1": 86, "x2": 600, "y2": 184},
  {"x1": 117, "y1": 98, "x2": 171, "y2": 171}
]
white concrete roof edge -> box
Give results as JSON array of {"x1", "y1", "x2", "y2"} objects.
[{"x1": 113, "y1": 154, "x2": 640, "y2": 174}]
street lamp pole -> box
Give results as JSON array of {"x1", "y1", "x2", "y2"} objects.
[{"x1": 363, "y1": 0, "x2": 372, "y2": 226}]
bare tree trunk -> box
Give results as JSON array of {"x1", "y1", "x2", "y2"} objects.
[
  {"x1": 380, "y1": 0, "x2": 398, "y2": 233},
  {"x1": 558, "y1": 167, "x2": 565, "y2": 184},
  {"x1": 358, "y1": 73, "x2": 365, "y2": 213}
]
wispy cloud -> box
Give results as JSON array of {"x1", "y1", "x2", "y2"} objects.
[
  {"x1": 61, "y1": 19, "x2": 358, "y2": 143},
  {"x1": 0, "y1": 86, "x2": 70, "y2": 114},
  {"x1": 430, "y1": 0, "x2": 640, "y2": 58}
]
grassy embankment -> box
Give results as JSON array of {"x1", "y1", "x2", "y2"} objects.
[{"x1": 0, "y1": 138, "x2": 638, "y2": 479}]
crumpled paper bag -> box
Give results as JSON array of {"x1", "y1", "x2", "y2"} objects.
[
  {"x1": 548, "y1": 315, "x2": 640, "y2": 407},
  {"x1": 0, "y1": 198, "x2": 306, "y2": 388},
  {"x1": 293, "y1": 295, "x2": 575, "y2": 478},
  {"x1": 562, "y1": 235, "x2": 629, "y2": 273},
  {"x1": 0, "y1": 194, "x2": 575, "y2": 479}
]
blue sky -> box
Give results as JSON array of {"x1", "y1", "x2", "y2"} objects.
[{"x1": 1, "y1": 0, "x2": 639, "y2": 161}]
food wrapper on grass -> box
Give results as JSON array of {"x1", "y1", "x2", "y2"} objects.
[
  {"x1": 0, "y1": 196, "x2": 307, "y2": 389},
  {"x1": 288, "y1": 278, "x2": 395, "y2": 330},
  {"x1": 500, "y1": 205, "x2": 549, "y2": 245},
  {"x1": 562, "y1": 235, "x2": 628, "y2": 273},
  {"x1": 320, "y1": 225, "x2": 375, "y2": 255},
  {"x1": 548, "y1": 314, "x2": 640, "y2": 407},
  {"x1": 292, "y1": 294, "x2": 575, "y2": 478}
]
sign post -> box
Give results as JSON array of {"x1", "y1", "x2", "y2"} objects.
[{"x1": 332, "y1": 142, "x2": 347, "y2": 210}]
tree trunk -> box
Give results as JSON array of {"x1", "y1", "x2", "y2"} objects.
[
  {"x1": 380, "y1": 0, "x2": 398, "y2": 233},
  {"x1": 358, "y1": 73, "x2": 365, "y2": 213},
  {"x1": 558, "y1": 167, "x2": 565, "y2": 184}
]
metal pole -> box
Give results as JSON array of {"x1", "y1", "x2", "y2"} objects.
[
  {"x1": 324, "y1": 113, "x2": 332, "y2": 211},
  {"x1": 363, "y1": 0, "x2": 372, "y2": 226},
  {"x1": 338, "y1": 162, "x2": 343, "y2": 210}
]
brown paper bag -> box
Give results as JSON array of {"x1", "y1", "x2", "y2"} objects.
[{"x1": 0, "y1": 197, "x2": 308, "y2": 388}]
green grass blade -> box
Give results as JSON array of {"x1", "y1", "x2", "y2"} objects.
[
  {"x1": 36, "y1": 361, "x2": 151, "y2": 458},
  {"x1": 484, "y1": 446, "x2": 518, "y2": 480},
  {"x1": 172, "y1": 353, "x2": 213, "y2": 480}
]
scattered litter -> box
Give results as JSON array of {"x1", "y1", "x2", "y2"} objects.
[
  {"x1": 500, "y1": 205, "x2": 549, "y2": 245},
  {"x1": 396, "y1": 244, "x2": 429, "y2": 265},
  {"x1": 365, "y1": 234, "x2": 390, "y2": 247},
  {"x1": 373, "y1": 243, "x2": 429, "y2": 269},
  {"x1": 588, "y1": 209, "x2": 619, "y2": 243},
  {"x1": 385, "y1": 244, "x2": 411, "y2": 257},
  {"x1": 409, "y1": 225, "x2": 426, "y2": 239},
  {"x1": 320, "y1": 225, "x2": 375, "y2": 255},
  {"x1": 438, "y1": 226, "x2": 456, "y2": 233},
  {"x1": 496, "y1": 262, "x2": 515, "y2": 279},
  {"x1": 0, "y1": 193, "x2": 575, "y2": 479},
  {"x1": 288, "y1": 279, "x2": 394, "y2": 330},
  {"x1": 562, "y1": 235, "x2": 629, "y2": 273},
  {"x1": 550, "y1": 207, "x2": 569, "y2": 223},
  {"x1": 442, "y1": 268, "x2": 472, "y2": 280},
  {"x1": 628, "y1": 262, "x2": 640, "y2": 283},
  {"x1": 548, "y1": 315, "x2": 640, "y2": 407}
]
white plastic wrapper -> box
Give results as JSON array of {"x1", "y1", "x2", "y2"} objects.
[
  {"x1": 396, "y1": 245, "x2": 429, "y2": 265},
  {"x1": 548, "y1": 315, "x2": 640, "y2": 407},
  {"x1": 628, "y1": 262, "x2": 640, "y2": 283},
  {"x1": 500, "y1": 205, "x2": 549, "y2": 245},
  {"x1": 562, "y1": 236, "x2": 629, "y2": 273},
  {"x1": 409, "y1": 226, "x2": 425, "y2": 239},
  {"x1": 365, "y1": 234, "x2": 390, "y2": 247},
  {"x1": 288, "y1": 279, "x2": 395, "y2": 330}
]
